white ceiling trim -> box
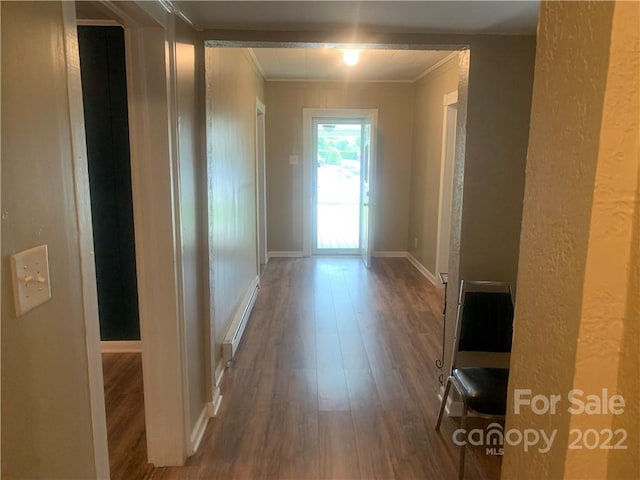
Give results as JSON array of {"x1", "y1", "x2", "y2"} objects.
[
  {"x1": 413, "y1": 51, "x2": 460, "y2": 82},
  {"x1": 242, "y1": 49, "x2": 266, "y2": 79},
  {"x1": 247, "y1": 48, "x2": 266, "y2": 77},
  {"x1": 163, "y1": 0, "x2": 201, "y2": 30}
]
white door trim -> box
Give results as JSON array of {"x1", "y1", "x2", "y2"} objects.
[
  {"x1": 62, "y1": 4, "x2": 110, "y2": 477},
  {"x1": 255, "y1": 98, "x2": 267, "y2": 267},
  {"x1": 121, "y1": 9, "x2": 188, "y2": 465},
  {"x1": 302, "y1": 108, "x2": 379, "y2": 257},
  {"x1": 434, "y1": 90, "x2": 459, "y2": 287},
  {"x1": 166, "y1": 12, "x2": 193, "y2": 459},
  {"x1": 70, "y1": 1, "x2": 190, "y2": 467}
]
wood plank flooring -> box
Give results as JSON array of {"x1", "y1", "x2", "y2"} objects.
[
  {"x1": 147, "y1": 256, "x2": 502, "y2": 480},
  {"x1": 103, "y1": 352, "x2": 153, "y2": 480}
]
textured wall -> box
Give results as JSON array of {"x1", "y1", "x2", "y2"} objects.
[
  {"x1": 264, "y1": 81, "x2": 415, "y2": 253},
  {"x1": 503, "y1": 1, "x2": 639, "y2": 478},
  {"x1": 408, "y1": 54, "x2": 459, "y2": 273},
  {"x1": 205, "y1": 48, "x2": 265, "y2": 371},
  {"x1": 1, "y1": 2, "x2": 100, "y2": 477},
  {"x1": 565, "y1": 1, "x2": 639, "y2": 476}
]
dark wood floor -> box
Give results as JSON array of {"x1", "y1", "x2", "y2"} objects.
[
  {"x1": 103, "y1": 352, "x2": 153, "y2": 480},
  {"x1": 148, "y1": 256, "x2": 502, "y2": 480}
]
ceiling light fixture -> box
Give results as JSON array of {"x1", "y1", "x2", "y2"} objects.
[{"x1": 343, "y1": 49, "x2": 360, "y2": 66}]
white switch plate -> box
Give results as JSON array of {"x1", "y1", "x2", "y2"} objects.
[
  {"x1": 10, "y1": 244, "x2": 52, "y2": 316},
  {"x1": 289, "y1": 155, "x2": 299, "y2": 165}
]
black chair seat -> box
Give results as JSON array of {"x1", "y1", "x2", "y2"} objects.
[{"x1": 452, "y1": 367, "x2": 509, "y2": 416}]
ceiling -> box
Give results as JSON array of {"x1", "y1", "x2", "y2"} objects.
[
  {"x1": 173, "y1": 1, "x2": 539, "y2": 35},
  {"x1": 251, "y1": 48, "x2": 455, "y2": 82},
  {"x1": 174, "y1": 1, "x2": 538, "y2": 81}
]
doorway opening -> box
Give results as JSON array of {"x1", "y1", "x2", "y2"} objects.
[
  {"x1": 303, "y1": 108, "x2": 378, "y2": 266},
  {"x1": 78, "y1": 25, "x2": 141, "y2": 344},
  {"x1": 77, "y1": 22, "x2": 150, "y2": 479},
  {"x1": 313, "y1": 119, "x2": 362, "y2": 254},
  {"x1": 74, "y1": 0, "x2": 195, "y2": 470}
]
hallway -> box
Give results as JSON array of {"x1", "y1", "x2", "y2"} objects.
[{"x1": 149, "y1": 257, "x2": 501, "y2": 479}]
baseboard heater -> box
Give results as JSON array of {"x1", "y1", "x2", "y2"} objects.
[{"x1": 222, "y1": 276, "x2": 260, "y2": 363}]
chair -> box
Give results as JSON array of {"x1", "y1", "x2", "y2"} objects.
[{"x1": 435, "y1": 280, "x2": 514, "y2": 480}]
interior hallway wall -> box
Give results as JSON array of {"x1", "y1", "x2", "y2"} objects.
[
  {"x1": 1, "y1": 2, "x2": 105, "y2": 477},
  {"x1": 264, "y1": 81, "x2": 414, "y2": 253},
  {"x1": 205, "y1": 48, "x2": 265, "y2": 377},
  {"x1": 408, "y1": 54, "x2": 459, "y2": 274}
]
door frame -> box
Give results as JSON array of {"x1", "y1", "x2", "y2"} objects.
[
  {"x1": 302, "y1": 108, "x2": 378, "y2": 257},
  {"x1": 255, "y1": 98, "x2": 267, "y2": 268},
  {"x1": 66, "y1": 0, "x2": 191, "y2": 468},
  {"x1": 434, "y1": 90, "x2": 459, "y2": 286}
]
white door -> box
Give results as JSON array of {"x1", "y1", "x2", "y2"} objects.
[{"x1": 360, "y1": 112, "x2": 378, "y2": 268}]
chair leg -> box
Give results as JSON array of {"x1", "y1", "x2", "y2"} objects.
[
  {"x1": 435, "y1": 376, "x2": 452, "y2": 431},
  {"x1": 458, "y1": 405, "x2": 468, "y2": 480}
]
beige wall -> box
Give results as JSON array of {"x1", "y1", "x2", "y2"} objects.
[
  {"x1": 442, "y1": 37, "x2": 536, "y2": 375},
  {"x1": 175, "y1": 18, "x2": 209, "y2": 433},
  {"x1": 264, "y1": 81, "x2": 415, "y2": 253},
  {"x1": 408, "y1": 55, "x2": 459, "y2": 273},
  {"x1": 503, "y1": 1, "x2": 639, "y2": 478},
  {"x1": 1, "y1": 2, "x2": 101, "y2": 478},
  {"x1": 205, "y1": 48, "x2": 265, "y2": 372},
  {"x1": 457, "y1": 36, "x2": 536, "y2": 286}
]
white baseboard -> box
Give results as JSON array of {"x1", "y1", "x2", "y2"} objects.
[
  {"x1": 207, "y1": 359, "x2": 226, "y2": 418},
  {"x1": 188, "y1": 405, "x2": 210, "y2": 455},
  {"x1": 406, "y1": 253, "x2": 440, "y2": 287},
  {"x1": 208, "y1": 386, "x2": 223, "y2": 417},
  {"x1": 100, "y1": 340, "x2": 142, "y2": 353},
  {"x1": 373, "y1": 251, "x2": 408, "y2": 258},
  {"x1": 214, "y1": 358, "x2": 225, "y2": 387},
  {"x1": 222, "y1": 276, "x2": 260, "y2": 363},
  {"x1": 267, "y1": 251, "x2": 304, "y2": 258}
]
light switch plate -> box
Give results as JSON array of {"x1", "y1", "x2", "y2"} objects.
[
  {"x1": 10, "y1": 244, "x2": 52, "y2": 316},
  {"x1": 289, "y1": 155, "x2": 299, "y2": 165}
]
